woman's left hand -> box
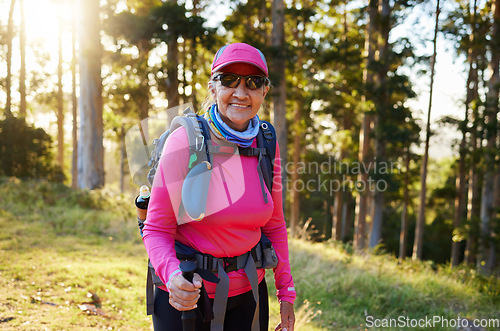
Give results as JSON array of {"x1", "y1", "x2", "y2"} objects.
[{"x1": 275, "y1": 301, "x2": 295, "y2": 331}]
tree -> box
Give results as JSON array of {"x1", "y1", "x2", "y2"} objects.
[
  {"x1": 71, "y1": 1, "x2": 78, "y2": 189},
  {"x1": 478, "y1": 0, "x2": 499, "y2": 273},
  {"x1": 57, "y1": 4, "x2": 64, "y2": 167},
  {"x1": 369, "y1": 0, "x2": 391, "y2": 248},
  {"x1": 19, "y1": 0, "x2": 26, "y2": 118},
  {"x1": 413, "y1": 0, "x2": 440, "y2": 260},
  {"x1": 5, "y1": 0, "x2": 16, "y2": 118},
  {"x1": 0, "y1": 117, "x2": 64, "y2": 181},
  {"x1": 451, "y1": 0, "x2": 478, "y2": 266},
  {"x1": 354, "y1": 0, "x2": 378, "y2": 251},
  {"x1": 271, "y1": 0, "x2": 288, "y2": 219},
  {"x1": 399, "y1": 147, "x2": 411, "y2": 259},
  {"x1": 78, "y1": 0, "x2": 104, "y2": 189}
]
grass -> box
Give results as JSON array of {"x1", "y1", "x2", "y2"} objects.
[{"x1": 0, "y1": 178, "x2": 498, "y2": 330}]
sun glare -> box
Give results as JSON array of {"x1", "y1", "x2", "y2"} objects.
[
  {"x1": 3, "y1": 0, "x2": 76, "y2": 86},
  {"x1": 1, "y1": 0, "x2": 79, "y2": 130}
]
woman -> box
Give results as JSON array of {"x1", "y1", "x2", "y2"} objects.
[{"x1": 143, "y1": 43, "x2": 295, "y2": 331}]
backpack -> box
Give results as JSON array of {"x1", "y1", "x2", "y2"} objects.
[{"x1": 138, "y1": 107, "x2": 278, "y2": 321}]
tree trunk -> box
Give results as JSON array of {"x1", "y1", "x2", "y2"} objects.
[
  {"x1": 369, "y1": 0, "x2": 391, "y2": 248},
  {"x1": 333, "y1": 6, "x2": 351, "y2": 242},
  {"x1": 463, "y1": 0, "x2": 481, "y2": 265},
  {"x1": 57, "y1": 13, "x2": 64, "y2": 167},
  {"x1": 190, "y1": 0, "x2": 200, "y2": 110},
  {"x1": 399, "y1": 147, "x2": 411, "y2": 260},
  {"x1": 354, "y1": 115, "x2": 372, "y2": 250},
  {"x1": 138, "y1": 38, "x2": 152, "y2": 145},
  {"x1": 271, "y1": 0, "x2": 288, "y2": 227},
  {"x1": 6, "y1": 0, "x2": 16, "y2": 118},
  {"x1": 77, "y1": 0, "x2": 104, "y2": 190},
  {"x1": 478, "y1": 0, "x2": 499, "y2": 273},
  {"x1": 71, "y1": 5, "x2": 78, "y2": 189},
  {"x1": 166, "y1": 37, "x2": 179, "y2": 109},
  {"x1": 413, "y1": 0, "x2": 440, "y2": 260},
  {"x1": 333, "y1": 191, "x2": 343, "y2": 241},
  {"x1": 290, "y1": 100, "x2": 302, "y2": 235},
  {"x1": 341, "y1": 193, "x2": 352, "y2": 241},
  {"x1": 354, "y1": 0, "x2": 378, "y2": 251},
  {"x1": 120, "y1": 125, "x2": 126, "y2": 193},
  {"x1": 464, "y1": 79, "x2": 481, "y2": 265},
  {"x1": 452, "y1": 123, "x2": 467, "y2": 266},
  {"x1": 452, "y1": 1, "x2": 478, "y2": 265},
  {"x1": 19, "y1": 0, "x2": 26, "y2": 118}
]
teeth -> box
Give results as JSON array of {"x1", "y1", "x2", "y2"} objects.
[{"x1": 230, "y1": 104, "x2": 249, "y2": 108}]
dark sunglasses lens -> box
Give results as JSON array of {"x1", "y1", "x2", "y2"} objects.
[
  {"x1": 246, "y1": 76, "x2": 265, "y2": 89},
  {"x1": 219, "y1": 74, "x2": 240, "y2": 88}
]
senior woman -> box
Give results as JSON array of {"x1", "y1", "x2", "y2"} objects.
[{"x1": 143, "y1": 43, "x2": 295, "y2": 331}]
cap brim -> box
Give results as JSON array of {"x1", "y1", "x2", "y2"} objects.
[{"x1": 212, "y1": 60, "x2": 268, "y2": 77}]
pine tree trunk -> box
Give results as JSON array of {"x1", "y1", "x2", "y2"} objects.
[
  {"x1": 452, "y1": 126, "x2": 467, "y2": 266},
  {"x1": 166, "y1": 38, "x2": 179, "y2": 109},
  {"x1": 464, "y1": 0, "x2": 480, "y2": 265},
  {"x1": 333, "y1": 191, "x2": 343, "y2": 241},
  {"x1": 19, "y1": 0, "x2": 26, "y2": 118},
  {"x1": 77, "y1": 0, "x2": 104, "y2": 190},
  {"x1": 464, "y1": 74, "x2": 481, "y2": 265},
  {"x1": 452, "y1": 2, "x2": 478, "y2": 265},
  {"x1": 120, "y1": 125, "x2": 126, "y2": 194},
  {"x1": 399, "y1": 147, "x2": 411, "y2": 260},
  {"x1": 271, "y1": 0, "x2": 288, "y2": 230},
  {"x1": 369, "y1": 0, "x2": 391, "y2": 248},
  {"x1": 354, "y1": 0, "x2": 378, "y2": 250},
  {"x1": 413, "y1": 0, "x2": 440, "y2": 260},
  {"x1": 5, "y1": 0, "x2": 16, "y2": 118},
  {"x1": 354, "y1": 115, "x2": 372, "y2": 250},
  {"x1": 71, "y1": 7, "x2": 78, "y2": 189},
  {"x1": 138, "y1": 39, "x2": 151, "y2": 143},
  {"x1": 57, "y1": 14, "x2": 64, "y2": 167},
  {"x1": 478, "y1": 0, "x2": 499, "y2": 273},
  {"x1": 290, "y1": 100, "x2": 302, "y2": 234},
  {"x1": 333, "y1": 6, "x2": 352, "y2": 242}
]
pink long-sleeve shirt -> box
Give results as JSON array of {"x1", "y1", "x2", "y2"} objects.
[{"x1": 142, "y1": 126, "x2": 296, "y2": 304}]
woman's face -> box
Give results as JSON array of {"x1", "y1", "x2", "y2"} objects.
[{"x1": 210, "y1": 63, "x2": 269, "y2": 132}]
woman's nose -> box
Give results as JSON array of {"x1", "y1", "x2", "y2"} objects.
[{"x1": 232, "y1": 80, "x2": 249, "y2": 98}]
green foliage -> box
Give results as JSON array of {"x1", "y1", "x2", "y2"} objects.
[
  {"x1": 0, "y1": 117, "x2": 64, "y2": 182},
  {"x1": 0, "y1": 177, "x2": 135, "y2": 239},
  {"x1": 266, "y1": 239, "x2": 499, "y2": 330}
]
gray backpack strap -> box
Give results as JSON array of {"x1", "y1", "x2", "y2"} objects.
[
  {"x1": 170, "y1": 117, "x2": 201, "y2": 152},
  {"x1": 209, "y1": 255, "x2": 261, "y2": 331},
  {"x1": 146, "y1": 259, "x2": 164, "y2": 315},
  {"x1": 244, "y1": 255, "x2": 260, "y2": 331}
]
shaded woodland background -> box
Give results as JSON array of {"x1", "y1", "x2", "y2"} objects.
[{"x1": 0, "y1": 0, "x2": 499, "y2": 274}]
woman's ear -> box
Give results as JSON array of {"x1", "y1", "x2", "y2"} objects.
[
  {"x1": 208, "y1": 80, "x2": 216, "y2": 99},
  {"x1": 262, "y1": 85, "x2": 270, "y2": 98}
]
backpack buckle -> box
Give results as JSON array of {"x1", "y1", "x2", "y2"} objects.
[
  {"x1": 223, "y1": 257, "x2": 237, "y2": 273},
  {"x1": 195, "y1": 136, "x2": 205, "y2": 152}
]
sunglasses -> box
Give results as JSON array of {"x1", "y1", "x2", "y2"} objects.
[{"x1": 213, "y1": 73, "x2": 269, "y2": 90}]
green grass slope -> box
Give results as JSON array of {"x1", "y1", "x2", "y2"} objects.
[{"x1": 0, "y1": 178, "x2": 498, "y2": 330}]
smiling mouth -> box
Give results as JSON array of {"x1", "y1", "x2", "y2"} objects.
[{"x1": 230, "y1": 103, "x2": 250, "y2": 109}]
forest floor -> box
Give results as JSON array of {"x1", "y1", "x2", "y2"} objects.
[{"x1": 0, "y1": 178, "x2": 498, "y2": 330}]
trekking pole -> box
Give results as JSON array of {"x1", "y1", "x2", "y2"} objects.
[{"x1": 179, "y1": 260, "x2": 197, "y2": 331}]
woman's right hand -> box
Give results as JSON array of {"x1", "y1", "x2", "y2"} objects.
[{"x1": 168, "y1": 272, "x2": 203, "y2": 311}]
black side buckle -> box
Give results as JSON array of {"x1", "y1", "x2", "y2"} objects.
[{"x1": 223, "y1": 257, "x2": 237, "y2": 273}]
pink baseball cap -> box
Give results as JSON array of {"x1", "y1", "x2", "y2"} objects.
[{"x1": 211, "y1": 43, "x2": 269, "y2": 77}]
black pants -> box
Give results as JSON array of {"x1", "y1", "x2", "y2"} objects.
[{"x1": 152, "y1": 278, "x2": 269, "y2": 331}]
